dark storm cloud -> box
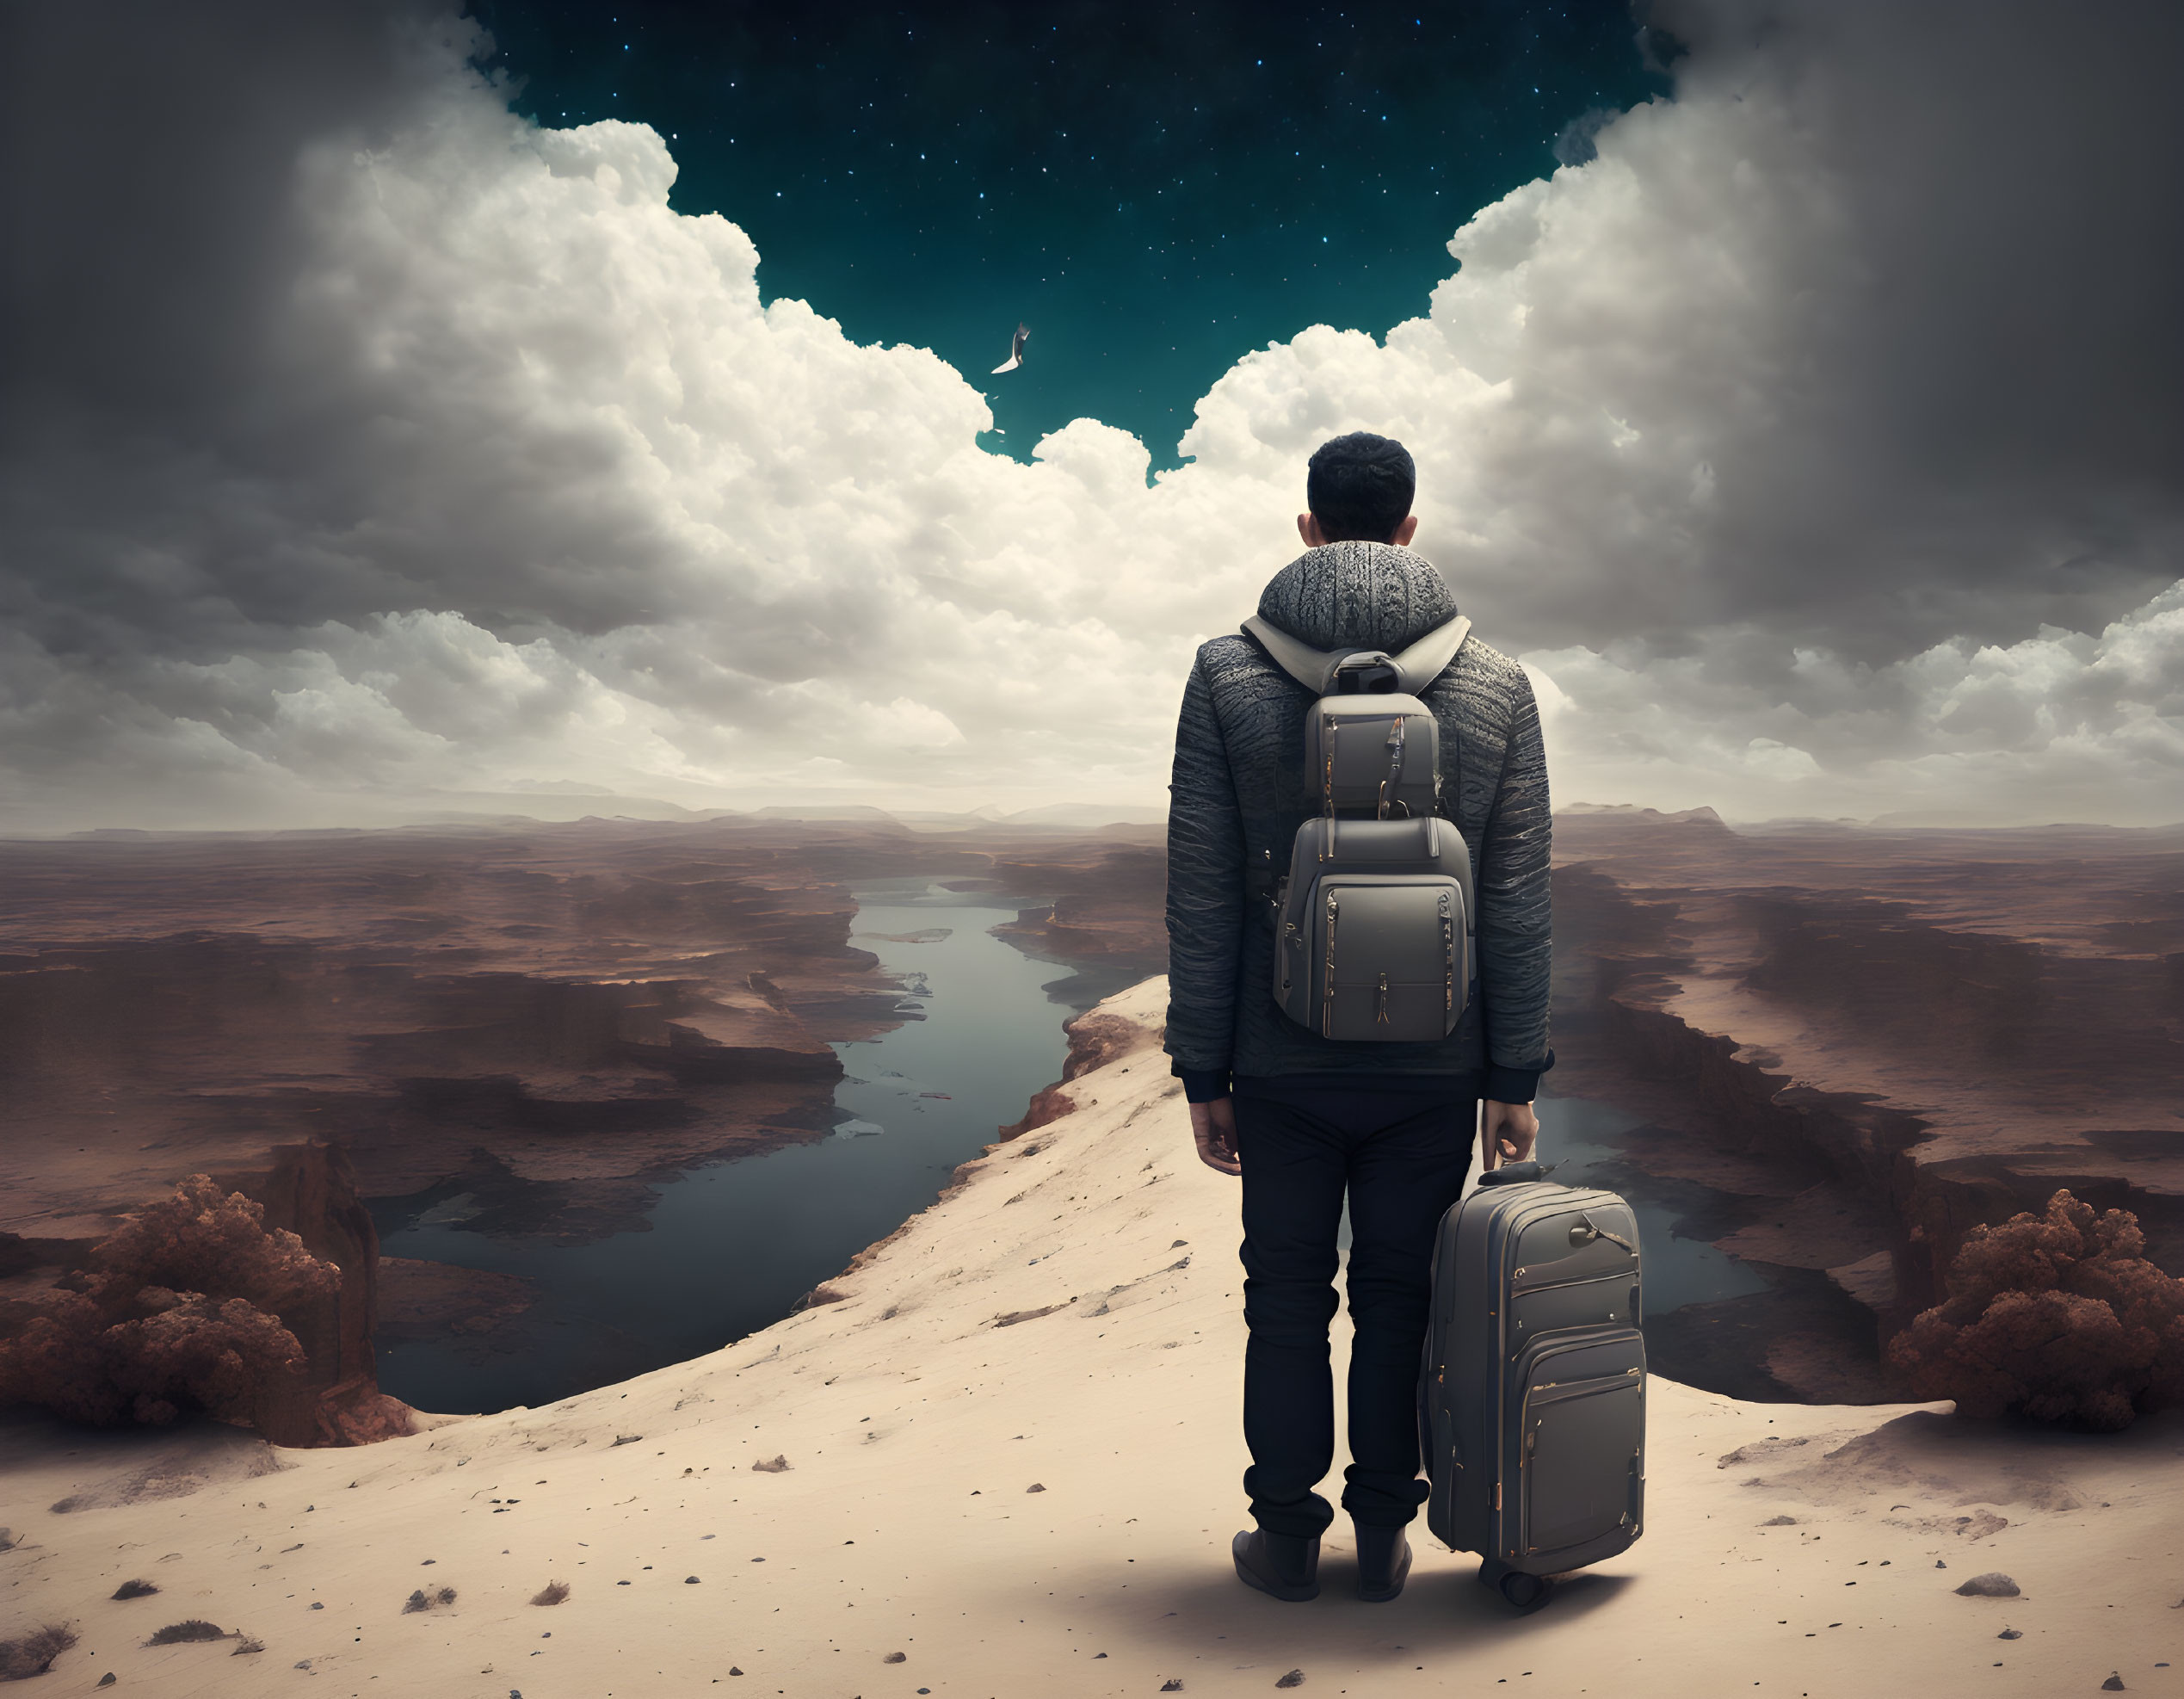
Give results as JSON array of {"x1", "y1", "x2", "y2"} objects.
[
  {"x1": 1, "y1": 0, "x2": 455, "y2": 423},
  {"x1": 1634, "y1": 0, "x2": 2184, "y2": 656},
  {"x1": 0, "y1": 0, "x2": 486, "y2": 670}
]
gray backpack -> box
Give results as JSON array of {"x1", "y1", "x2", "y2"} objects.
[{"x1": 1243, "y1": 612, "x2": 1478, "y2": 1042}]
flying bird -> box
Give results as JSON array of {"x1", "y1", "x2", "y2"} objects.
[{"x1": 991, "y1": 322, "x2": 1029, "y2": 374}]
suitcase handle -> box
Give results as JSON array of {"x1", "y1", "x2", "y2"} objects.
[{"x1": 1477, "y1": 1159, "x2": 1560, "y2": 1188}]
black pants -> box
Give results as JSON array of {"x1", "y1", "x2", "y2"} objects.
[{"x1": 1233, "y1": 1082, "x2": 1478, "y2": 1538}]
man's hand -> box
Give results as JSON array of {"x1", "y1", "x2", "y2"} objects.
[
  {"x1": 1190, "y1": 1096, "x2": 1242, "y2": 1177},
  {"x1": 1482, "y1": 1099, "x2": 1539, "y2": 1169}
]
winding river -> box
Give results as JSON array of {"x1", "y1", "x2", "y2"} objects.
[{"x1": 371, "y1": 881, "x2": 1772, "y2": 1414}]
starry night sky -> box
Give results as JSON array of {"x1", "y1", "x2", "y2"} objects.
[{"x1": 471, "y1": 1, "x2": 1667, "y2": 463}]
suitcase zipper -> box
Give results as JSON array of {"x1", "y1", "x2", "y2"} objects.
[
  {"x1": 1570, "y1": 1213, "x2": 1635, "y2": 1253},
  {"x1": 1527, "y1": 1367, "x2": 1643, "y2": 1402},
  {"x1": 1508, "y1": 1274, "x2": 1635, "y2": 1338}
]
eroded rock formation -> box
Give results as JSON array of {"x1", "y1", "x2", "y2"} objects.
[
  {"x1": 0, "y1": 815, "x2": 1166, "y2": 1412},
  {"x1": 1550, "y1": 809, "x2": 2184, "y2": 1399}
]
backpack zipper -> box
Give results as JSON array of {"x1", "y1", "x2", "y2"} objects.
[
  {"x1": 1321, "y1": 889, "x2": 1339, "y2": 1037},
  {"x1": 1378, "y1": 714, "x2": 1406, "y2": 819},
  {"x1": 1440, "y1": 889, "x2": 1454, "y2": 1016}
]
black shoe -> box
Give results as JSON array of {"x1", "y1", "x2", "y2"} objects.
[
  {"x1": 1231, "y1": 1529, "x2": 1320, "y2": 1601},
  {"x1": 1354, "y1": 1523, "x2": 1412, "y2": 1603}
]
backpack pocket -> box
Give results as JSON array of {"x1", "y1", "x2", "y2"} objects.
[
  {"x1": 1270, "y1": 816, "x2": 1476, "y2": 1041},
  {"x1": 1312, "y1": 874, "x2": 1466, "y2": 1041},
  {"x1": 1305, "y1": 694, "x2": 1439, "y2": 819}
]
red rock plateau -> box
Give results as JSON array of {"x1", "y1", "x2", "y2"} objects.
[
  {"x1": 1548, "y1": 806, "x2": 2184, "y2": 1402},
  {"x1": 0, "y1": 815, "x2": 1164, "y2": 1436}
]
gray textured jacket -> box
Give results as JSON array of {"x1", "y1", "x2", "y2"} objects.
[{"x1": 1163, "y1": 541, "x2": 1553, "y2": 1099}]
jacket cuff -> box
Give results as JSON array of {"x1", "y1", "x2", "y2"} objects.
[
  {"x1": 1483, "y1": 1047, "x2": 1554, "y2": 1104},
  {"x1": 1172, "y1": 1059, "x2": 1233, "y2": 1103}
]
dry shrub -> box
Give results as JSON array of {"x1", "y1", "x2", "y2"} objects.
[
  {"x1": 1887, "y1": 1189, "x2": 2184, "y2": 1430},
  {"x1": 145, "y1": 1620, "x2": 225, "y2": 1645},
  {"x1": 401, "y1": 1586, "x2": 456, "y2": 1614},
  {"x1": 530, "y1": 1581, "x2": 570, "y2": 1606},
  {"x1": 0, "y1": 1623, "x2": 77, "y2": 1680},
  {"x1": 109, "y1": 1579, "x2": 158, "y2": 1600},
  {"x1": 99, "y1": 1177, "x2": 336, "y2": 1308},
  {"x1": 0, "y1": 1175, "x2": 336, "y2": 1430}
]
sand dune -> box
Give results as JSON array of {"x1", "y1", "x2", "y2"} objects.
[{"x1": 3, "y1": 978, "x2": 2178, "y2": 1696}]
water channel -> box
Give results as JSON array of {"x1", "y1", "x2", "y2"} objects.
[{"x1": 371, "y1": 882, "x2": 1771, "y2": 1414}]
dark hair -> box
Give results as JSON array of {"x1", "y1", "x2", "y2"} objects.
[{"x1": 1305, "y1": 432, "x2": 1416, "y2": 543}]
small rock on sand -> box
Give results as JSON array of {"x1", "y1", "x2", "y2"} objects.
[
  {"x1": 2101, "y1": 1677, "x2": 2125, "y2": 1691},
  {"x1": 1953, "y1": 1572, "x2": 2020, "y2": 1597},
  {"x1": 1997, "y1": 1628, "x2": 2021, "y2": 1640},
  {"x1": 751, "y1": 1455, "x2": 790, "y2": 1473},
  {"x1": 1162, "y1": 1684, "x2": 1184, "y2": 1694},
  {"x1": 1276, "y1": 1672, "x2": 1305, "y2": 1690},
  {"x1": 1026, "y1": 1482, "x2": 1046, "y2": 1492},
  {"x1": 1761, "y1": 1516, "x2": 1797, "y2": 1526},
  {"x1": 885, "y1": 1651, "x2": 907, "y2": 1662}
]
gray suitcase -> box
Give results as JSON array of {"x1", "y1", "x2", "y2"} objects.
[{"x1": 1419, "y1": 1160, "x2": 1646, "y2": 1610}]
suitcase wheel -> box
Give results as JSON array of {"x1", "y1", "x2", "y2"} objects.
[{"x1": 1477, "y1": 1558, "x2": 1553, "y2": 1614}]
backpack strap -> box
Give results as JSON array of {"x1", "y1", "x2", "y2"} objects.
[
  {"x1": 1388, "y1": 613, "x2": 1471, "y2": 695},
  {"x1": 1241, "y1": 615, "x2": 1347, "y2": 693},
  {"x1": 1241, "y1": 611, "x2": 1471, "y2": 695}
]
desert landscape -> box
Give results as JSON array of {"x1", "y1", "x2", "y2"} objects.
[
  {"x1": 0, "y1": 815, "x2": 1165, "y2": 1436},
  {"x1": 3, "y1": 806, "x2": 2181, "y2": 1693},
  {"x1": 3, "y1": 979, "x2": 2179, "y2": 1696},
  {"x1": 5, "y1": 806, "x2": 2182, "y2": 1428}
]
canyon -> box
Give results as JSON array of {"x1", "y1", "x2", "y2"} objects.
[
  {"x1": 1545, "y1": 806, "x2": 2184, "y2": 1402},
  {"x1": 2, "y1": 805, "x2": 2177, "y2": 1436},
  {"x1": 0, "y1": 815, "x2": 1163, "y2": 1436}
]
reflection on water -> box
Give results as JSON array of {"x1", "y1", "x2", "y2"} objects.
[{"x1": 373, "y1": 881, "x2": 1071, "y2": 1413}]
